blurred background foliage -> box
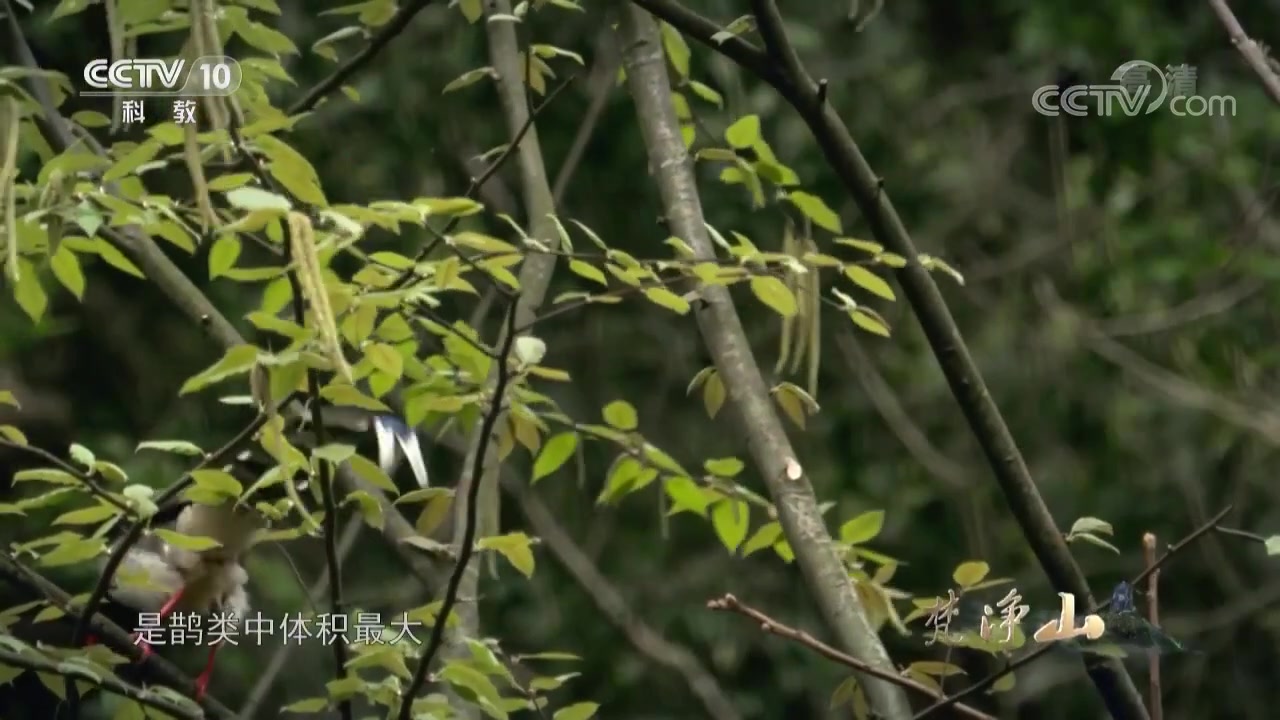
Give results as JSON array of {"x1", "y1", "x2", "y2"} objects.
[{"x1": 2, "y1": 0, "x2": 1280, "y2": 718}]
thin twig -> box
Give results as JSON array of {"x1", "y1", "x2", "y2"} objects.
[
  {"x1": 708, "y1": 594, "x2": 996, "y2": 720},
  {"x1": 1212, "y1": 526, "x2": 1270, "y2": 544},
  {"x1": 239, "y1": 515, "x2": 365, "y2": 718},
  {"x1": 1142, "y1": 532, "x2": 1163, "y2": 720},
  {"x1": 513, "y1": 483, "x2": 741, "y2": 720},
  {"x1": 395, "y1": 299, "x2": 520, "y2": 720},
  {"x1": 386, "y1": 74, "x2": 578, "y2": 292},
  {"x1": 1206, "y1": 0, "x2": 1280, "y2": 107},
  {"x1": 0, "y1": 440, "x2": 135, "y2": 516},
  {"x1": 288, "y1": 0, "x2": 440, "y2": 116}
]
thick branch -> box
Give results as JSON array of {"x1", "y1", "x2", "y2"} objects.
[
  {"x1": 615, "y1": 7, "x2": 912, "y2": 718},
  {"x1": 634, "y1": 0, "x2": 1148, "y2": 716}
]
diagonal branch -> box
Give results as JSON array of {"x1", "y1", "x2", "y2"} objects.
[
  {"x1": 615, "y1": 6, "x2": 912, "y2": 718},
  {"x1": 1207, "y1": 0, "x2": 1280, "y2": 107},
  {"x1": 0, "y1": 647, "x2": 202, "y2": 720},
  {"x1": 511, "y1": 481, "x2": 742, "y2": 720},
  {"x1": 396, "y1": 300, "x2": 520, "y2": 720},
  {"x1": 0, "y1": 440, "x2": 135, "y2": 516},
  {"x1": 0, "y1": 552, "x2": 236, "y2": 720},
  {"x1": 288, "y1": 0, "x2": 440, "y2": 116},
  {"x1": 709, "y1": 594, "x2": 996, "y2": 720},
  {"x1": 633, "y1": 0, "x2": 1148, "y2": 716}
]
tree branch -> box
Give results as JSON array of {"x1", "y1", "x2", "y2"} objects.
[
  {"x1": 615, "y1": 6, "x2": 912, "y2": 718},
  {"x1": 0, "y1": 647, "x2": 203, "y2": 720},
  {"x1": 633, "y1": 0, "x2": 1148, "y2": 716},
  {"x1": 396, "y1": 300, "x2": 520, "y2": 720},
  {"x1": 912, "y1": 506, "x2": 1233, "y2": 719},
  {"x1": 709, "y1": 594, "x2": 996, "y2": 720},
  {"x1": 0, "y1": 552, "x2": 236, "y2": 720},
  {"x1": 511, "y1": 481, "x2": 742, "y2": 720},
  {"x1": 287, "y1": 0, "x2": 440, "y2": 116},
  {"x1": 1207, "y1": 0, "x2": 1280, "y2": 107}
]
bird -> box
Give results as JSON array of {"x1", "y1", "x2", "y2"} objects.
[
  {"x1": 91, "y1": 411, "x2": 426, "y2": 700},
  {"x1": 928, "y1": 581, "x2": 1190, "y2": 657}
]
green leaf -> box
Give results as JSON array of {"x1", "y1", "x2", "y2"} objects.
[
  {"x1": 602, "y1": 400, "x2": 638, "y2": 431},
  {"x1": 1071, "y1": 532, "x2": 1121, "y2": 554},
  {"x1": 554, "y1": 703, "x2": 600, "y2": 720},
  {"x1": 840, "y1": 510, "x2": 885, "y2": 544},
  {"x1": 442, "y1": 66, "x2": 496, "y2": 93},
  {"x1": 742, "y1": 521, "x2": 783, "y2": 556},
  {"x1": 711, "y1": 499, "x2": 749, "y2": 553},
  {"x1": 320, "y1": 383, "x2": 391, "y2": 413},
  {"x1": 13, "y1": 468, "x2": 79, "y2": 485},
  {"x1": 282, "y1": 697, "x2": 328, "y2": 713},
  {"x1": 191, "y1": 469, "x2": 243, "y2": 498},
  {"x1": 952, "y1": 561, "x2": 990, "y2": 588},
  {"x1": 1068, "y1": 517, "x2": 1114, "y2": 537},
  {"x1": 180, "y1": 344, "x2": 260, "y2": 395},
  {"x1": 364, "y1": 343, "x2": 404, "y2": 379},
  {"x1": 1264, "y1": 536, "x2": 1280, "y2": 556},
  {"x1": 12, "y1": 260, "x2": 48, "y2": 322},
  {"x1": 568, "y1": 259, "x2": 608, "y2": 287},
  {"x1": 49, "y1": 247, "x2": 86, "y2": 300},
  {"x1": 348, "y1": 453, "x2": 398, "y2": 494},
  {"x1": 843, "y1": 265, "x2": 895, "y2": 301},
  {"x1": 724, "y1": 115, "x2": 761, "y2": 149},
  {"x1": 990, "y1": 673, "x2": 1016, "y2": 693},
  {"x1": 704, "y1": 457, "x2": 743, "y2": 477},
  {"x1": 53, "y1": 505, "x2": 118, "y2": 526},
  {"x1": 786, "y1": 191, "x2": 842, "y2": 233},
  {"x1": 40, "y1": 538, "x2": 105, "y2": 567},
  {"x1": 153, "y1": 529, "x2": 222, "y2": 551},
  {"x1": 659, "y1": 22, "x2": 691, "y2": 78},
  {"x1": 532, "y1": 432, "x2": 577, "y2": 483},
  {"x1": 93, "y1": 239, "x2": 145, "y2": 278},
  {"x1": 688, "y1": 80, "x2": 723, "y2": 107},
  {"x1": 208, "y1": 235, "x2": 242, "y2": 279},
  {"x1": 136, "y1": 440, "x2": 205, "y2": 456},
  {"x1": 643, "y1": 287, "x2": 691, "y2": 314},
  {"x1": 207, "y1": 174, "x2": 255, "y2": 192},
  {"x1": 68, "y1": 443, "x2": 95, "y2": 468},
  {"x1": 313, "y1": 444, "x2": 356, "y2": 464},
  {"x1": 750, "y1": 276, "x2": 798, "y2": 317},
  {"x1": 477, "y1": 532, "x2": 535, "y2": 578},
  {"x1": 104, "y1": 140, "x2": 162, "y2": 182},
  {"x1": 225, "y1": 186, "x2": 292, "y2": 212},
  {"x1": 850, "y1": 308, "x2": 890, "y2": 337}
]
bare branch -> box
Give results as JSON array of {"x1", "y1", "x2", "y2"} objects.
[
  {"x1": 708, "y1": 594, "x2": 996, "y2": 720},
  {"x1": 1207, "y1": 0, "x2": 1280, "y2": 107}
]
